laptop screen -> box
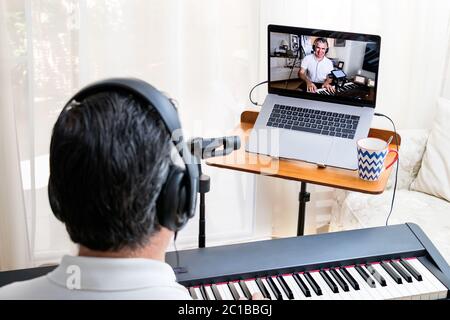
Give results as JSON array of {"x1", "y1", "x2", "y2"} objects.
[{"x1": 268, "y1": 25, "x2": 381, "y2": 108}]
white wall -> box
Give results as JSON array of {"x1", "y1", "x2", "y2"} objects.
[{"x1": 257, "y1": 0, "x2": 450, "y2": 237}]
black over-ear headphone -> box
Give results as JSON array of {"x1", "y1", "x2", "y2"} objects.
[
  {"x1": 50, "y1": 78, "x2": 199, "y2": 232},
  {"x1": 312, "y1": 37, "x2": 329, "y2": 54}
]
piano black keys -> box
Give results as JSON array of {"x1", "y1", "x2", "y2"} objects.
[
  {"x1": 293, "y1": 273, "x2": 311, "y2": 297},
  {"x1": 304, "y1": 272, "x2": 322, "y2": 296},
  {"x1": 400, "y1": 259, "x2": 422, "y2": 281},
  {"x1": 320, "y1": 270, "x2": 339, "y2": 293},
  {"x1": 239, "y1": 280, "x2": 252, "y2": 299},
  {"x1": 186, "y1": 255, "x2": 447, "y2": 301},
  {"x1": 339, "y1": 267, "x2": 360, "y2": 290},
  {"x1": 228, "y1": 282, "x2": 241, "y2": 300},
  {"x1": 381, "y1": 261, "x2": 403, "y2": 284},
  {"x1": 266, "y1": 277, "x2": 282, "y2": 300},
  {"x1": 365, "y1": 264, "x2": 387, "y2": 286},
  {"x1": 277, "y1": 276, "x2": 294, "y2": 299},
  {"x1": 211, "y1": 284, "x2": 222, "y2": 300},
  {"x1": 200, "y1": 285, "x2": 213, "y2": 300},
  {"x1": 390, "y1": 261, "x2": 413, "y2": 283},
  {"x1": 355, "y1": 265, "x2": 376, "y2": 288},
  {"x1": 256, "y1": 278, "x2": 271, "y2": 299},
  {"x1": 330, "y1": 268, "x2": 349, "y2": 292},
  {"x1": 189, "y1": 287, "x2": 198, "y2": 299}
]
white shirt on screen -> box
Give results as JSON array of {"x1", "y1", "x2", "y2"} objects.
[{"x1": 301, "y1": 54, "x2": 334, "y2": 83}]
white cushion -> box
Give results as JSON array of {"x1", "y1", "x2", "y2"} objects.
[
  {"x1": 410, "y1": 98, "x2": 450, "y2": 202},
  {"x1": 330, "y1": 190, "x2": 450, "y2": 264},
  {"x1": 385, "y1": 129, "x2": 428, "y2": 190}
]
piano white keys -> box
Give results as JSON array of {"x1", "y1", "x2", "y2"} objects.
[
  {"x1": 393, "y1": 262, "x2": 431, "y2": 300},
  {"x1": 338, "y1": 267, "x2": 360, "y2": 291},
  {"x1": 372, "y1": 263, "x2": 406, "y2": 300},
  {"x1": 227, "y1": 281, "x2": 243, "y2": 300},
  {"x1": 233, "y1": 281, "x2": 247, "y2": 299},
  {"x1": 216, "y1": 283, "x2": 233, "y2": 300},
  {"x1": 302, "y1": 270, "x2": 323, "y2": 300},
  {"x1": 270, "y1": 276, "x2": 289, "y2": 300},
  {"x1": 258, "y1": 278, "x2": 274, "y2": 300},
  {"x1": 312, "y1": 271, "x2": 342, "y2": 300},
  {"x1": 193, "y1": 286, "x2": 203, "y2": 300},
  {"x1": 388, "y1": 260, "x2": 422, "y2": 300},
  {"x1": 408, "y1": 259, "x2": 443, "y2": 300},
  {"x1": 349, "y1": 265, "x2": 390, "y2": 300},
  {"x1": 316, "y1": 81, "x2": 357, "y2": 95},
  {"x1": 333, "y1": 267, "x2": 366, "y2": 300},
  {"x1": 276, "y1": 276, "x2": 294, "y2": 299},
  {"x1": 346, "y1": 266, "x2": 381, "y2": 300},
  {"x1": 203, "y1": 285, "x2": 216, "y2": 300},
  {"x1": 293, "y1": 273, "x2": 312, "y2": 298},
  {"x1": 394, "y1": 259, "x2": 440, "y2": 300},
  {"x1": 342, "y1": 269, "x2": 373, "y2": 300},
  {"x1": 245, "y1": 279, "x2": 263, "y2": 297},
  {"x1": 325, "y1": 269, "x2": 360, "y2": 300},
  {"x1": 282, "y1": 274, "x2": 309, "y2": 300},
  {"x1": 188, "y1": 286, "x2": 199, "y2": 299},
  {"x1": 187, "y1": 256, "x2": 448, "y2": 301},
  {"x1": 360, "y1": 265, "x2": 392, "y2": 300},
  {"x1": 408, "y1": 258, "x2": 448, "y2": 299}
]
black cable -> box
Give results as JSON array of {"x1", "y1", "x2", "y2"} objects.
[
  {"x1": 374, "y1": 112, "x2": 399, "y2": 226},
  {"x1": 249, "y1": 80, "x2": 268, "y2": 106},
  {"x1": 172, "y1": 231, "x2": 187, "y2": 274}
]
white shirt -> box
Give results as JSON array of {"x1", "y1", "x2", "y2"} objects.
[
  {"x1": 0, "y1": 255, "x2": 192, "y2": 300},
  {"x1": 301, "y1": 54, "x2": 333, "y2": 83}
]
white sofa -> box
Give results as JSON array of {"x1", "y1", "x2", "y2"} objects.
[{"x1": 329, "y1": 129, "x2": 450, "y2": 263}]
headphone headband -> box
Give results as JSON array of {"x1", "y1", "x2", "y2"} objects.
[
  {"x1": 66, "y1": 78, "x2": 199, "y2": 220},
  {"x1": 312, "y1": 37, "x2": 329, "y2": 54}
]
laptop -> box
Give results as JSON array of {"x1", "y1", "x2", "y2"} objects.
[{"x1": 246, "y1": 25, "x2": 381, "y2": 170}]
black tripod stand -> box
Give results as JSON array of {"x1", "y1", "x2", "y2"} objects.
[
  {"x1": 197, "y1": 164, "x2": 210, "y2": 248},
  {"x1": 188, "y1": 136, "x2": 241, "y2": 248}
]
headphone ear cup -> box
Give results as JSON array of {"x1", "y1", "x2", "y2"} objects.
[
  {"x1": 48, "y1": 176, "x2": 64, "y2": 223},
  {"x1": 156, "y1": 165, "x2": 190, "y2": 231}
]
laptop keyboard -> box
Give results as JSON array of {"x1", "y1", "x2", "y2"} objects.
[{"x1": 266, "y1": 104, "x2": 360, "y2": 140}]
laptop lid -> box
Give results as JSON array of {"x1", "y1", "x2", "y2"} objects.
[{"x1": 268, "y1": 25, "x2": 381, "y2": 109}]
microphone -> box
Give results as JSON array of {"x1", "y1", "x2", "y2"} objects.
[{"x1": 188, "y1": 136, "x2": 241, "y2": 159}]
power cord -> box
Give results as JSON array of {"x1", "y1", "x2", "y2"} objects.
[
  {"x1": 172, "y1": 232, "x2": 188, "y2": 274},
  {"x1": 374, "y1": 112, "x2": 399, "y2": 226},
  {"x1": 249, "y1": 80, "x2": 268, "y2": 106}
]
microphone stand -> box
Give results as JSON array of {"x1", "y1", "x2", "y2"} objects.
[
  {"x1": 198, "y1": 163, "x2": 210, "y2": 248},
  {"x1": 188, "y1": 136, "x2": 241, "y2": 248}
]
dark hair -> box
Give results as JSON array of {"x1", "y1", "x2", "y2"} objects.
[
  {"x1": 48, "y1": 91, "x2": 172, "y2": 251},
  {"x1": 314, "y1": 37, "x2": 329, "y2": 48}
]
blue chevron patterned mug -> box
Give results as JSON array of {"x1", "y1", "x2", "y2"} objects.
[{"x1": 357, "y1": 137, "x2": 398, "y2": 181}]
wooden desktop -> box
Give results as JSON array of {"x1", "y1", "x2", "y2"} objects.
[{"x1": 206, "y1": 110, "x2": 401, "y2": 236}]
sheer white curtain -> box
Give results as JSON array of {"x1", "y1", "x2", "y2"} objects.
[
  {"x1": 256, "y1": 0, "x2": 450, "y2": 236},
  {"x1": 0, "y1": 0, "x2": 263, "y2": 270},
  {"x1": 0, "y1": 0, "x2": 31, "y2": 270},
  {"x1": 77, "y1": 0, "x2": 264, "y2": 249}
]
